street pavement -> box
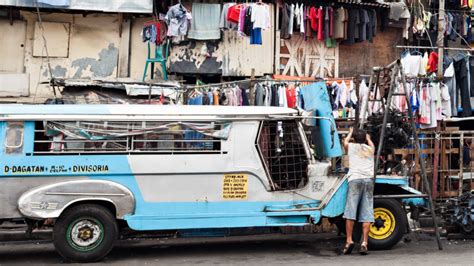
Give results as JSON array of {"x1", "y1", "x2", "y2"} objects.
[{"x1": 0, "y1": 232, "x2": 473, "y2": 265}]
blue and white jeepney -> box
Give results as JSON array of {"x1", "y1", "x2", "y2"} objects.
[{"x1": 0, "y1": 104, "x2": 425, "y2": 262}]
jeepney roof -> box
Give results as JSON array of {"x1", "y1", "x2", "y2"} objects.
[{"x1": 0, "y1": 104, "x2": 299, "y2": 121}]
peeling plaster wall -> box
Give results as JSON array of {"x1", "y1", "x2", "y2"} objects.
[{"x1": 0, "y1": 12, "x2": 121, "y2": 103}]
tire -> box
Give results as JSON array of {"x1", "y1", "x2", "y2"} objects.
[
  {"x1": 352, "y1": 199, "x2": 407, "y2": 250},
  {"x1": 53, "y1": 204, "x2": 118, "y2": 262}
]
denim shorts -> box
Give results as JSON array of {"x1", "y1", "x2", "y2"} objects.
[{"x1": 343, "y1": 179, "x2": 374, "y2": 223}]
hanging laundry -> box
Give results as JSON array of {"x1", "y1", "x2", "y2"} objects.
[
  {"x1": 188, "y1": 3, "x2": 221, "y2": 40},
  {"x1": 220, "y1": 3, "x2": 237, "y2": 30},
  {"x1": 426, "y1": 52, "x2": 438, "y2": 74},
  {"x1": 165, "y1": 4, "x2": 192, "y2": 38}
]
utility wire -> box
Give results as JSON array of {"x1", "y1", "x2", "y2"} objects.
[{"x1": 35, "y1": 0, "x2": 58, "y2": 98}]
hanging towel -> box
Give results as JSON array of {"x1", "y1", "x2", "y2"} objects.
[{"x1": 188, "y1": 3, "x2": 221, "y2": 40}]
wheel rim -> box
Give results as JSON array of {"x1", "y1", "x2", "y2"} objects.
[
  {"x1": 369, "y1": 207, "x2": 396, "y2": 240},
  {"x1": 66, "y1": 218, "x2": 104, "y2": 252}
]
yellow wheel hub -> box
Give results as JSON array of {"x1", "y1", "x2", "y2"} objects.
[{"x1": 369, "y1": 207, "x2": 396, "y2": 240}]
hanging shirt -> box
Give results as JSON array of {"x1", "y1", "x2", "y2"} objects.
[
  {"x1": 317, "y1": 7, "x2": 324, "y2": 41},
  {"x1": 286, "y1": 85, "x2": 297, "y2": 108},
  {"x1": 358, "y1": 9, "x2": 369, "y2": 42},
  {"x1": 280, "y1": 4, "x2": 291, "y2": 39},
  {"x1": 227, "y1": 4, "x2": 242, "y2": 24},
  {"x1": 333, "y1": 7, "x2": 347, "y2": 40},
  {"x1": 358, "y1": 80, "x2": 370, "y2": 123},
  {"x1": 324, "y1": 7, "x2": 330, "y2": 40},
  {"x1": 220, "y1": 3, "x2": 237, "y2": 30},
  {"x1": 426, "y1": 52, "x2": 438, "y2": 73},
  {"x1": 309, "y1": 7, "x2": 318, "y2": 32},
  {"x1": 441, "y1": 83, "x2": 452, "y2": 118},
  {"x1": 251, "y1": 3, "x2": 271, "y2": 29},
  {"x1": 367, "y1": 9, "x2": 377, "y2": 42},
  {"x1": 401, "y1": 53, "x2": 422, "y2": 77},
  {"x1": 288, "y1": 4, "x2": 295, "y2": 36},
  {"x1": 453, "y1": 54, "x2": 473, "y2": 117},
  {"x1": 419, "y1": 83, "x2": 431, "y2": 125},
  {"x1": 444, "y1": 62, "x2": 458, "y2": 116},
  {"x1": 419, "y1": 52, "x2": 429, "y2": 76},
  {"x1": 344, "y1": 8, "x2": 359, "y2": 44},
  {"x1": 165, "y1": 4, "x2": 192, "y2": 37},
  {"x1": 278, "y1": 85, "x2": 288, "y2": 107}
]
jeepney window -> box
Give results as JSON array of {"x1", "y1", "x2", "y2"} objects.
[
  {"x1": 33, "y1": 121, "x2": 230, "y2": 155},
  {"x1": 257, "y1": 120, "x2": 309, "y2": 191},
  {"x1": 5, "y1": 122, "x2": 24, "y2": 154}
]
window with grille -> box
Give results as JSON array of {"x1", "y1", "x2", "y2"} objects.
[
  {"x1": 5, "y1": 122, "x2": 24, "y2": 154},
  {"x1": 257, "y1": 120, "x2": 309, "y2": 191},
  {"x1": 33, "y1": 121, "x2": 229, "y2": 155}
]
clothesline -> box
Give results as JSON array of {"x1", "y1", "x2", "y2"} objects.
[
  {"x1": 183, "y1": 77, "x2": 356, "y2": 90},
  {"x1": 416, "y1": 7, "x2": 474, "y2": 13},
  {"x1": 395, "y1": 45, "x2": 474, "y2": 52}
]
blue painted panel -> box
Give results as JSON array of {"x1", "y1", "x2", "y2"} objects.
[
  {"x1": 402, "y1": 198, "x2": 426, "y2": 206},
  {"x1": 321, "y1": 180, "x2": 348, "y2": 217},
  {"x1": 23, "y1": 122, "x2": 35, "y2": 154},
  {"x1": 375, "y1": 177, "x2": 408, "y2": 186},
  {"x1": 126, "y1": 210, "x2": 319, "y2": 230},
  {"x1": 300, "y1": 81, "x2": 343, "y2": 158},
  {"x1": 0, "y1": 122, "x2": 4, "y2": 154}
]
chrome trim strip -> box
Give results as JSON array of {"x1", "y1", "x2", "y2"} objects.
[{"x1": 45, "y1": 192, "x2": 127, "y2": 196}]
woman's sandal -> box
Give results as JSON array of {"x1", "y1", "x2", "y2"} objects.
[
  {"x1": 343, "y1": 242, "x2": 355, "y2": 255},
  {"x1": 360, "y1": 242, "x2": 368, "y2": 255}
]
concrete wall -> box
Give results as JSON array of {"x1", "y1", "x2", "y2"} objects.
[
  {"x1": 338, "y1": 28, "x2": 402, "y2": 77},
  {"x1": 0, "y1": 9, "x2": 402, "y2": 102},
  {"x1": 0, "y1": 12, "x2": 122, "y2": 103}
]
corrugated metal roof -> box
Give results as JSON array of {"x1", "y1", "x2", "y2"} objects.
[{"x1": 0, "y1": 0, "x2": 152, "y2": 13}]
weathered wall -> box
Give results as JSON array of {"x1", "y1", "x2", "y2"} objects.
[
  {"x1": 165, "y1": 3, "x2": 275, "y2": 77},
  {"x1": 0, "y1": 12, "x2": 121, "y2": 102},
  {"x1": 338, "y1": 27, "x2": 401, "y2": 77}
]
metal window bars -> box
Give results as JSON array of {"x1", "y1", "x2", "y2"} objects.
[
  {"x1": 33, "y1": 121, "x2": 227, "y2": 155},
  {"x1": 257, "y1": 120, "x2": 309, "y2": 191}
]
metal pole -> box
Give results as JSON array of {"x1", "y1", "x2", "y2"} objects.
[
  {"x1": 398, "y1": 60, "x2": 443, "y2": 250},
  {"x1": 354, "y1": 74, "x2": 361, "y2": 126},
  {"x1": 373, "y1": 65, "x2": 398, "y2": 184},
  {"x1": 459, "y1": 132, "x2": 464, "y2": 196},
  {"x1": 433, "y1": 129, "x2": 440, "y2": 199},
  {"x1": 437, "y1": 1, "x2": 446, "y2": 78}
]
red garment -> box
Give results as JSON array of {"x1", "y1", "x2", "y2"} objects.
[
  {"x1": 286, "y1": 86, "x2": 297, "y2": 108},
  {"x1": 317, "y1": 7, "x2": 324, "y2": 41},
  {"x1": 427, "y1": 52, "x2": 438, "y2": 73},
  {"x1": 309, "y1": 7, "x2": 318, "y2": 31},
  {"x1": 227, "y1": 4, "x2": 242, "y2": 24}
]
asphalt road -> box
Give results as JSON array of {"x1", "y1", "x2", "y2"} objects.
[{"x1": 1, "y1": 233, "x2": 473, "y2": 265}]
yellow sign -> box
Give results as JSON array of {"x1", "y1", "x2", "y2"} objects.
[{"x1": 222, "y1": 174, "x2": 248, "y2": 200}]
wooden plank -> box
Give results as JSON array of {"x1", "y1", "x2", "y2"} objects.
[{"x1": 393, "y1": 148, "x2": 459, "y2": 155}]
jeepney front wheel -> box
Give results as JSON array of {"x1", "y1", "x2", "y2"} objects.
[
  {"x1": 53, "y1": 204, "x2": 118, "y2": 262},
  {"x1": 336, "y1": 199, "x2": 407, "y2": 250}
]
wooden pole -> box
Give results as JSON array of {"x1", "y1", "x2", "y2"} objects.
[{"x1": 437, "y1": 0, "x2": 446, "y2": 77}]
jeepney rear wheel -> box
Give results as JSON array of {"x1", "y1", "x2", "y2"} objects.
[
  {"x1": 337, "y1": 199, "x2": 407, "y2": 250},
  {"x1": 53, "y1": 204, "x2": 118, "y2": 262}
]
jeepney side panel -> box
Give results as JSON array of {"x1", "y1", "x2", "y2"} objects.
[{"x1": 1, "y1": 119, "x2": 342, "y2": 230}]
